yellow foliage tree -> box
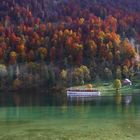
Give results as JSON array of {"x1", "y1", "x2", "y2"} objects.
[
  {"x1": 114, "y1": 79, "x2": 122, "y2": 90},
  {"x1": 60, "y1": 69, "x2": 67, "y2": 80}
]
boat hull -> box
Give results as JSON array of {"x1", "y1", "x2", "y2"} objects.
[{"x1": 67, "y1": 90, "x2": 101, "y2": 97}]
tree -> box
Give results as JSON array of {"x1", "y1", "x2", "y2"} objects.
[
  {"x1": 0, "y1": 64, "x2": 7, "y2": 78},
  {"x1": 60, "y1": 69, "x2": 67, "y2": 81},
  {"x1": 80, "y1": 65, "x2": 91, "y2": 81},
  {"x1": 113, "y1": 79, "x2": 122, "y2": 90},
  {"x1": 13, "y1": 78, "x2": 22, "y2": 90},
  {"x1": 122, "y1": 65, "x2": 129, "y2": 78},
  {"x1": 104, "y1": 67, "x2": 113, "y2": 80},
  {"x1": 27, "y1": 50, "x2": 35, "y2": 62},
  {"x1": 116, "y1": 66, "x2": 122, "y2": 79},
  {"x1": 50, "y1": 47, "x2": 56, "y2": 64},
  {"x1": 38, "y1": 47, "x2": 47, "y2": 61},
  {"x1": 9, "y1": 51, "x2": 17, "y2": 64}
]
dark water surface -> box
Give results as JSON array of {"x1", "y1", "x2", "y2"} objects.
[{"x1": 0, "y1": 91, "x2": 140, "y2": 140}]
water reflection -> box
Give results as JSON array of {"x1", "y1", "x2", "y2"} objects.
[
  {"x1": 124, "y1": 95, "x2": 132, "y2": 105},
  {"x1": 0, "y1": 90, "x2": 137, "y2": 107},
  {"x1": 114, "y1": 91, "x2": 122, "y2": 105},
  {"x1": 67, "y1": 96, "x2": 101, "y2": 106},
  {"x1": 0, "y1": 90, "x2": 140, "y2": 122},
  {"x1": 114, "y1": 90, "x2": 133, "y2": 106}
]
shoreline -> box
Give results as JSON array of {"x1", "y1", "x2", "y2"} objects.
[{"x1": 0, "y1": 79, "x2": 139, "y2": 97}]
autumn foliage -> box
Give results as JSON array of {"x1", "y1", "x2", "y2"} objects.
[{"x1": 0, "y1": 0, "x2": 139, "y2": 80}]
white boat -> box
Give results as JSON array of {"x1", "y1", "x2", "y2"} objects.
[
  {"x1": 122, "y1": 78, "x2": 132, "y2": 86},
  {"x1": 67, "y1": 89, "x2": 101, "y2": 97}
]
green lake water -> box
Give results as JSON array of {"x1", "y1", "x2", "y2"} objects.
[{"x1": 0, "y1": 90, "x2": 140, "y2": 140}]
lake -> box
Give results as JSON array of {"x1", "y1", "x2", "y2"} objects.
[{"x1": 0, "y1": 91, "x2": 140, "y2": 140}]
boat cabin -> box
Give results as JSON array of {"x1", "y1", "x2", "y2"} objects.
[{"x1": 122, "y1": 79, "x2": 132, "y2": 86}]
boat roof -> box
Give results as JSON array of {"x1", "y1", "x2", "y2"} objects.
[{"x1": 123, "y1": 79, "x2": 132, "y2": 83}]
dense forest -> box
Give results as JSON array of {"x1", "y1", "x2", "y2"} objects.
[{"x1": 0, "y1": 0, "x2": 140, "y2": 89}]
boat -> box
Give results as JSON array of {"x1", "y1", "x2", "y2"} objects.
[
  {"x1": 122, "y1": 78, "x2": 132, "y2": 86},
  {"x1": 67, "y1": 89, "x2": 101, "y2": 97}
]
